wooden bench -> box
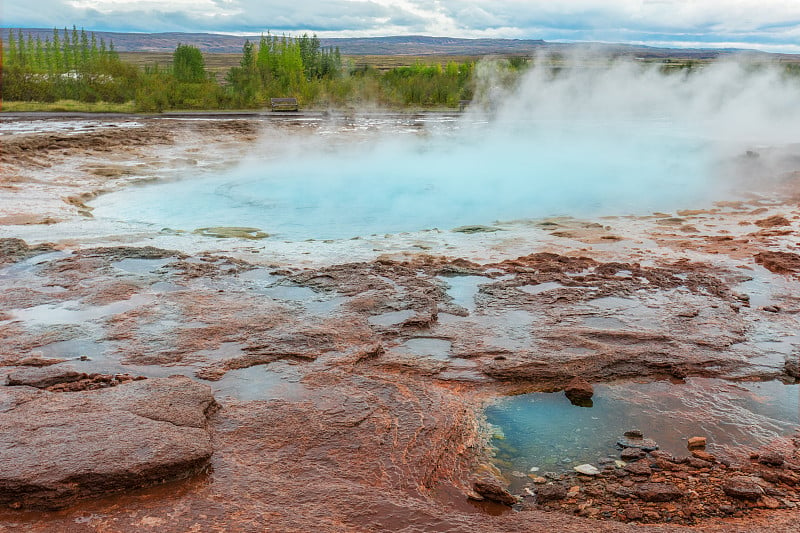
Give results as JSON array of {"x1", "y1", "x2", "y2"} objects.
[{"x1": 270, "y1": 97, "x2": 299, "y2": 112}]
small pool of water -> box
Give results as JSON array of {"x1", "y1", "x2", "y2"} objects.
[
  {"x1": 487, "y1": 378, "x2": 799, "y2": 479},
  {"x1": 90, "y1": 119, "x2": 714, "y2": 241}
]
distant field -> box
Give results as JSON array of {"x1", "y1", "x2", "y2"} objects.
[{"x1": 118, "y1": 52, "x2": 486, "y2": 77}]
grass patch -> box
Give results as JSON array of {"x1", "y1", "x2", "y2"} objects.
[{"x1": 1, "y1": 100, "x2": 137, "y2": 113}]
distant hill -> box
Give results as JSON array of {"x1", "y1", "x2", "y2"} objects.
[{"x1": 2, "y1": 28, "x2": 799, "y2": 61}]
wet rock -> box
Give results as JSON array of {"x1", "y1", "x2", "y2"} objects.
[
  {"x1": 5, "y1": 366, "x2": 86, "y2": 388},
  {"x1": 624, "y1": 461, "x2": 653, "y2": 476},
  {"x1": 14, "y1": 356, "x2": 65, "y2": 367},
  {"x1": 758, "y1": 451, "x2": 785, "y2": 467},
  {"x1": 762, "y1": 305, "x2": 781, "y2": 313},
  {"x1": 617, "y1": 435, "x2": 659, "y2": 452},
  {"x1": 574, "y1": 464, "x2": 601, "y2": 476},
  {"x1": 451, "y1": 225, "x2": 501, "y2": 234},
  {"x1": 0, "y1": 376, "x2": 216, "y2": 510},
  {"x1": 754, "y1": 251, "x2": 800, "y2": 274},
  {"x1": 621, "y1": 447, "x2": 646, "y2": 461},
  {"x1": 687, "y1": 436, "x2": 707, "y2": 449},
  {"x1": 536, "y1": 484, "x2": 568, "y2": 502},
  {"x1": 690, "y1": 450, "x2": 715, "y2": 462},
  {"x1": 473, "y1": 478, "x2": 517, "y2": 505},
  {"x1": 723, "y1": 477, "x2": 765, "y2": 501},
  {"x1": 564, "y1": 377, "x2": 594, "y2": 405},
  {"x1": 754, "y1": 215, "x2": 791, "y2": 228},
  {"x1": 785, "y1": 357, "x2": 800, "y2": 380},
  {"x1": 0, "y1": 238, "x2": 54, "y2": 265},
  {"x1": 193, "y1": 227, "x2": 269, "y2": 239},
  {"x1": 633, "y1": 482, "x2": 683, "y2": 502},
  {"x1": 624, "y1": 429, "x2": 644, "y2": 439}
]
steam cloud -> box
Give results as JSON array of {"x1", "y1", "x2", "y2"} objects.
[{"x1": 93, "y1": 52, "x2": 800, "y2": 240}]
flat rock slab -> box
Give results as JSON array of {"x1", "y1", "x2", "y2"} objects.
[{"x1": 0, "y1": 376, "x2": 216, "y2": 510}]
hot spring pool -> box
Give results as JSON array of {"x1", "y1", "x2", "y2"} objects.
[
  {"x1": 90, "y1": 116, "x2": 717, "y2": 241},
  {"x1": 486, "y1": 379, "x2": 799, "y2": 478}
]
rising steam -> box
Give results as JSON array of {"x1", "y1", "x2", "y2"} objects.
[{"x1": 92, "y1": 52, "x2": 800, "y2": 240}]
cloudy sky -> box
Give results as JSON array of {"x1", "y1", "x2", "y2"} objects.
[{"x1": 3, "y1": 0, "x2": 800, "y2": 53}]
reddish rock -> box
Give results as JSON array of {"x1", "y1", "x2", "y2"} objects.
[
  {"x1": 624, "y1": 461, "x2": 653, "y2": 476},
  {"x1": 754, "y1": 215, "x2": 791, "y2": 228},
  {"x1": 564, "y1": 377, "x2": 594, "y2": 403},
  {"x1": 536, "y1": 483, "x2": 568, "y2": 502},
  {"x1": 473, "y1": 478, "x2": 517, "y2": 505},
  {"x1": 754, "y1": 251, "x2": 800, "y2": 274},
  {"x1": 691, "y1": 449, "x2": 716, "y2": 462},
  {"x1": 687, "y1": 436, "x2": 707, "y2": 449},
  {"x1": 5, "y1": 366, "x2": 87, "y2": 388},
  {"x1": 621, "y1": 448, "x2": 646, "y2": 461},
  {"x1": 723, "y1": 477, "x2": 765, "y2": 501},
  {"x1": 633, "y1": 482, "x2": 683, "y2": 502},
  {"x1": 0, "y1": 376, "x2": 216, "y2": 510},
  {"x1": 758, "y1": 451, "x2": 785, "y2": 467}
]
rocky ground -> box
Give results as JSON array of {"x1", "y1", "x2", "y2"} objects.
[{"x1": 0, "y1": 114, "x2": 799, "y2": 531}]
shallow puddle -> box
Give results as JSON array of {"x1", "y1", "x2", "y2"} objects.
[
  {"x1": 440, "y1": 275, "x2": 489, "y2": 312},
  {"x1": 396, "y1": 337, "x2": 453, "y2": 361},
  {"x1": 487, "y1": 378, "x2": 799, "y2": 484},
  {"x1": 212, "y1": 362, "x2": 308, "y2": 402},
  {"x1": 368, "y1": 309, "x2": 416, "y2": 326}
]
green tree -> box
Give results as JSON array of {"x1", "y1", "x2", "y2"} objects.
[{"x1": 173, "y1": 44, "x2": 207, "y2": 82}]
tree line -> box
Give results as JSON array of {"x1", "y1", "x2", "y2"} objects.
[
  {"x1": 1, "y1": 28, "x2": 494, "y2": 111},
  {"x1": 2, "y1": 27, "x2": 138, "y2": 102}
]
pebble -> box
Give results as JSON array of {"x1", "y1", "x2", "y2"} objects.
[{"x1": 574, "y1": 464, "x2": 601, "y2": 476}]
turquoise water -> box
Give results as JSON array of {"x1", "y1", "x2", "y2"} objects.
[
  {"x1": 487, "y1": 379, "x2": 799, "y2": 476},
  {"x1": 90, "y1": 119, "x2": 714, "y2": 241}
]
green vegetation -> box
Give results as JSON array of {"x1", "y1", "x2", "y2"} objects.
[
  {"x1": 2, "y1": 27, "x2": 138, "y2": 103},
  {"x1": 2, "y1": 28, "x2": 488, "y2": 112}
]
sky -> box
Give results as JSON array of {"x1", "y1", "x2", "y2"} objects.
[{"x1": 3, "y1": 0, "x2": 800, "y2": 53}]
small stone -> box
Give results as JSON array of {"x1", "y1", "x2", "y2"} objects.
[
  {"x1": 687, "y1": 436, "x2": 707, "y2": 449},
  {"x1": 574, "y1": 464, "x2": 601, "y2": 476},
  {"x1": 529, "y1": 466, "x2": 540, "y2": 472},
  {"x1": 760, "y1": 496, "x2": 781, "y2": 509},
  {"x1": 567, "y1": 485, "x2": 581, "y2": 496},
  {"x1": 614, "y1": 460, "x2": 627, "y2": 468},
  {"x1": 623, "y1": 504, "x2": 643, "y2": 521},
  {"x1": 723, "y1": 477, "x2": 765, "y2": 501},
  {"x1": 536, "y1": 484, "x2": 568, "y2": 502},
  {"x1": 762, "y1": 305, "x2": 781, "y2": 313},
  {"x1": 624, "y1": 429, "x2": 644, "y2": 439},
  {"x1": 758, "y1": 451, "x2": 785, "y2": 466},
  {"x1": 528, "y1": 475, "x2": 547, "y2": 484}
]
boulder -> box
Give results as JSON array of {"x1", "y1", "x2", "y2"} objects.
[
  {"x1": 723, "y1": 477, "x2": 765, "y2": 501},
  {"x1": 0, "y1": 376, "x2": 217, "y2": 510}
]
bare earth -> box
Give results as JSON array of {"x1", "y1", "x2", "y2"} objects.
[{"x1": 0, "y1": 114, "x2": 799, "y2": 532}]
